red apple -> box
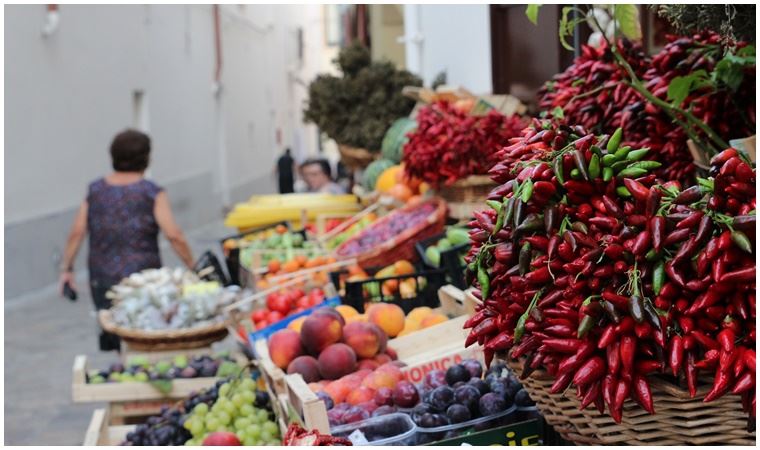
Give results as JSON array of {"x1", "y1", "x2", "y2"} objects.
[{"x1": 202, "y1": 431, "x2": 241, "y2": 446}]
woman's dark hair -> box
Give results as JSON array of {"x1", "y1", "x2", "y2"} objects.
[
  {"x1": 110, "y1": 129, "x2": 151, "y2": 172},
  {"x1": 300, "y1": 158, "x2": 332, "y2": 178}
]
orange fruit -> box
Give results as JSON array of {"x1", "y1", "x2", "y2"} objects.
[
  {"x1": 267, "y1": 259, "x2": 281, "y2": 273},
  {"x1": 420, "y1": 313, "x2": 448, "y2": 328},
  {"x1": 393, "y1": 260, "x2": 415, "y2": 276},
  {"x1": 295, "y1": 254, "x2": 308, "y2": 267},
  {"x1": 382, "y1": 279, "x2": 399, "y2": 295},
  {"x1": 282, "y1": 260, "x2": 300, "y2": 273},
  {"x1": 418, "y1": 182, "x2": 431, "y2": 195},
  {"x1": 406, "y1": 195, "x2": 424, "y2": 207},
  {"x1": 388, "y1": 184, "x2": 413, "y2": 202},
  {"x1": 376, "y1": 166, "x2": 403, "y2": 192},
  {"x1": 335, "y1": 305, "x2": 359, "y2": 320},
  {"x1": 275, "y1": 224, "x2": 288, "y2": 234}
]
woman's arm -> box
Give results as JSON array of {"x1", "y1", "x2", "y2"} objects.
[
  {"x1": 58, "y1": 200, "x2": 88, "y2": 295},
  {"x1": 154, "y1": 191, "x2": 195, "y2": 269}
]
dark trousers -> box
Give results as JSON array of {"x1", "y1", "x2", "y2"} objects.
[
  {"x1": 279, "y1": 176, "x2": 294, "y2": 194},
  {"x1": 90, "y1": 279, "x2": 121, "y2": 352}
]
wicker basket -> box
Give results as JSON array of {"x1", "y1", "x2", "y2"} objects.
[
  {"x1": 98, "y1": 310, "x2": 229, "y2": 351},
  {"x1": 333, "y1": 197, "x2": 447, "y2": 268},
  {"x1": 436, "y1": 175, "x2": 495, "y2": 204},
  {"x1": 505, "y1": 357, "x2": 755, "y2": 445},
  {"x1": 337, "y1": 144, "x2": 378, "y2": 170}
]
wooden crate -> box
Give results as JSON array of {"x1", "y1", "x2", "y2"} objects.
[
  {"x1": 120, "y1": 345, "x2": 215, "y2": 364},
  {"x1": 83, "y1": 408, "x2": 134, "y2": 446},
  {"x1": 253, "y1": 339, "x2": 287, "y2": 396}
]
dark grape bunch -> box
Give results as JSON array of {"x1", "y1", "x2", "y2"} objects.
[
  {"x1": 88, "y1": 354, "x2": 236, "y2": 384},
  {"x1": 122, "y1": 379, "x2": 228, "y2": 446}
]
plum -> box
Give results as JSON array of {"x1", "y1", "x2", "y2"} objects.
[
  {"x1": 372, "y1": 405, "x2": 398, "y2": 417},
  {"x1": 411, "y1": 402, "x2": 434, "y2": 424},
  {"x1": 316, "y1": 391, "x2": 334, "y2": 410},
  {"x1": 479, "y1": 392, "x2": 507, "y2": 416},
  {"x1": 327, "y1": 408, "x2": 345, "y2": 427},
  {"x1": 392, "y1": 380, "x2": 420, "y2": 408},
  {"x1": 417, "y1": 413, "x2": 438, "y2": 428},
  {"x1": 468, "y1": 377, "x2": 490, "y2": 396},
  {"x1": 431, "y1": 413, "x2": 450, "y2": 427},
  {"x1": 423, "y1": 370, "x2": 448, "y2": 389},
  {"x1": 342, "y1": 406, "x2": 370, "y2": 424},
  {"x1": 487, "y1": 363, "x2": 508, "y2": 378},
  {"x1": 461, "y1": 359, "x2": 483, "y2": 379},
  {"x1": 446, "y1": 404, "x2": 472, "y2": 423},
  {"x1": 451, "y1": 381, "x2": 466, "y2": 389},
  {"x1": 454, "y1": 384, "x2": 481, "y2": 414},
  {"x1": 514, "y1": 389, "x2": 535, "y2": 407},
  {"x1": 445, "y1": 364, "x2": 470, "y2": 386},
  {"x1": 489, "y1": 378, "x2": 513, "y2": 403},
  {"x1": 429, "y1": 386, "x2": 455, "y2": 412}
]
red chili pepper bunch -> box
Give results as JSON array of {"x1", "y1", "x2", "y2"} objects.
[
  {"x1": 402, "y1": 100, "x2": 527, "y2": 186},
  {"x1": 538, "y1": 39, "x2": 649, "y2": 147},
  {"x1": 640, "y1": 31, "x2": 756, "y2": 183},
  {"x1": 464, "y1": 120, "x2": 756, "y2": 424}
]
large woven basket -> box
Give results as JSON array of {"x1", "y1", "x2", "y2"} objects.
[
  {"x1": 98, "y1": 310, "x2": 229, "y2": 351},
  {"x1": 436, "y1": 174, "x2": 495, "y2": 204},
  {"x1": 333, "y1": 197, "x2": 447, "y2": 268},
  {"x1": 505, "y1": 357, "x2": 755, "y2": 445},
  {"x1": 337, "y1": 144, "x2": 377, "y2": 170}
]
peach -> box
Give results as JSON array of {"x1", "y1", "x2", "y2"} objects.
[
  {"x1": 268, "y1": 329, "x2": 304, "y2": 369},
  {"x1": 346, "y1": 314, "x2": 368, "y2": 324},
  {"x1": 300, "y1": 313, "x2": 343, "y2": 355},
  {"x1": 376, "y1": 362, "x2": 404, "y2": 382},
  {"x1": 373, "y1": 353, "x2": 392, "y2": 365},
  {"x1": 287, "y1": 355, "x2": 321, "y2": 383},
  {"x1": 361, "y1": 370, "x2": 398, "y2": 390},
  {"x1": 346, "y1": 386, "x2": 376, "y2": 405},
  {"x1": 340, "y1": 372, "x2": 365, "y2": 391},
  {"x1": 367, "y1": 303, "x2": 405, "y2": 337},
  {"x1": 317, "y1": 343, "x2": 357, "y2": 380},
  {"x1": 355, "y1": 368, "x2": 373, "y2": 380},
  {"x1": 323, "y1": 380, "x2": 351, "y2": 404},
  {"x1": 420, "y1": 313, "x2": 447, "y2": 328},
  {"x1": 358, "y1": 359, "x2": 380, "y2": 371},
  {"x1": 335, "y1": 305, "x2": 359, "y2": 321},
  {"x1": 343, "y1": 322, "x2": 384, "y2": 358},
  {"x1": 312, "y1": 307, "x2": 346, "y2": 326},
  {"x1": 406, "y1": 306, "x2": 433, "y2": 324},
  {"x1": 288, "y1": 316, "x2": 307, "y2": 333}
]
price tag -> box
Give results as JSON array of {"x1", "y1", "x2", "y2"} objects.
[{"x1": 347, "y1": 430, "x2": 369, "y2": 446}]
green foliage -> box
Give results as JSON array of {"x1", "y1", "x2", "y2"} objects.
[
  {"x1": 303, "y1": 42, "x2": 422, "y2": 151},
  {"x1": 612, "y1": 4, "x2": 641, "y2": 41},
  {"x1": 652, "y1": 4, "x2": 756, "y2": 44},
  {"x1": 525, "y1": 4, "x2": 541, "y2": 25}
]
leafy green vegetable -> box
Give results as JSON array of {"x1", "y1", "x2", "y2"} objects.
[{"x1": 613, "y1": 4, "x2": 642, "y2": 41}]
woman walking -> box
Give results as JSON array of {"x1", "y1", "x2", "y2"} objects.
[{"x1": 58, "y1": 129, "x2": 195, "y2": 351}]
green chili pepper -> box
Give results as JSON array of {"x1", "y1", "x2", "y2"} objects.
[
  {"x1": 504, "y1": 195, "x2": 517, "y2": 227},
  {"x1": 602, "y1": 154, "x2": 618, "y2": 166},
  {"x1": 616, "y1": 167, "x2": 648, "y2": 179},
  {"x1": 614, "y1": 145, "x2": 632, "y2": 160},
  {"x1": 645, "y1": 248, "x2": 660, "y2": 262},
  {"x1": 492, "y1": 198, "x2": 508, "y2": 235},
  {"x1": 486, "y1": 200, "x2": 502, "y2": 213},
  {"x1": 616, "y1": 186, "x2": 632, "y2": 197},
  {"x1": 731, "y1": 230, "x2": 753, "y2": 254},
  {"x1": 628, "y1": 161, "x2": 662, "y2": 170},
  {"x1": 653, "y1": 260, "x2": 665, "y2": 295},
  {"x1": 518, "y1": 242, "x2": 532, "y2": 276},
  {"x1": 570, "y1": 168, "x2": 581, "y2": 179},
  {"x1": 626, "y1": 148, "x2": 650, "y2": 161},
  {"x1": 577, "y1": 314, "x2": 597, "y2": 338},
  {"x1": 588, "y1": 154, "x2": 601, "y2": 179},
  {"x1": 552, "y1": 157, "x2": 565, "y2": 185},
  {"x1": 590, "y1": 145, "x2": 603, "y2": 156},
  {"x1": 607, "y1": 128, "x2": 623, "y2": 153},
  {"x1": 514, "y1": 290, "x2": 542, "y2": 343},
  {"x1": 521, "y1": 179, "x2": 534, "y2": 203},
  {"x1": 516, "y1": 213, "x2": 544, "y2": 234},
  {"x1": 602, "y1": 167, "x2": 614, "y2": 182},
  {"x1": 610, "y1": 159, "x2": 632, "y2": 172},
  {"x1": 477, "y1": 264, "x2": 490, "y2": 300},
  {"x1": 572, "y1": 221, "x2": 588, "y2": 234}
]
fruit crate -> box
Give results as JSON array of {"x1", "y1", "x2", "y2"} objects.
[
  {"x1": 219, "y1": 220, "x2": 293, "y2": 286},
  {"x1": 330, "y1": 267, "x2": 447, "y2": 314},
  {"x1": 83, "y1": 408, "x2": 134, "y2": 446},
  {"x1": 415, "y1": 232, "x2": 470, "y2": 290},
  {"x1": 266, "y1": 315, "x2": 484, "y2": 436},
  {"x1": 72, "y1": 354, "x2": 244, "y2": 424}
]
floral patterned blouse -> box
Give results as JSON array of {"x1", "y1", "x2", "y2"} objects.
[{"x1": 86, "y1": 178, "x2": 163, "y2": 286}]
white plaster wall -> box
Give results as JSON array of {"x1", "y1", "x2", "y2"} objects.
[{"x1": 402, "y1": 4, "x2": 492, "y2": 94}]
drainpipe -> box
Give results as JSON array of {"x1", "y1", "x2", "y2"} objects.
[
  {"x1": 212, "y1": 5, "x2": 231, "y2": 208},
  {"x1": 41, "y1": 4, "x2": 60, "y2": 37}
]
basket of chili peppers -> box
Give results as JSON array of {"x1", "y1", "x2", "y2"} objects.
[
  {"x1": 463, "y1": 119, "x2": 756, "y2": 445},
  {"x1": 402, "y1": 100, "x2": 526, "y2": 199}
]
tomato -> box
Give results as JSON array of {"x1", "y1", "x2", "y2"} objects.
[
  {"x1": 267, "y1": 310, "x2": 284, "y2": 324},
  {"x1": 255, "y1": 320, "x2": 268, "y2": 330},
  {"x1": 308, "y1": 288, "x2": 325, "y2": 306},
  {"x1": 251, "y1": 309, "x2": 267, "y2": 323},
  {"x1": 267, "y1": 294, "x2": 292, "y2": 315},
  {"x1": 296, "y1": 296, "x2": 311, "y2": 309}
]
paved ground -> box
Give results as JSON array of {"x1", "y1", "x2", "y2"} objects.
[{"x1": 4, "y1": 221, "x2": 238, "y2": 445}]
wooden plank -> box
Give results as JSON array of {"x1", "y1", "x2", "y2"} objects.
[
  {"x1": 120, "y1": 346, "x2": 214, "y2": 364},
  {"x1": 254, "y1": 339, "x2": 287, "y2": 395},
  {"x1": 387, "y1": 315, "x2": 469, "y2": 361},
  {"x1": 83, "y1": 408, "x2": 109, "y2": 446},
  {"x1": 284, "y1": 374, "x2": 329, "y2": 434},
  {"x1": 437, "y1": 284, "x2": 466, "y2": 317}
]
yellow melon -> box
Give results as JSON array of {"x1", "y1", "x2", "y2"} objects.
[{"x1": 375, "y1": 165, "x2": 402, "y2": 193}]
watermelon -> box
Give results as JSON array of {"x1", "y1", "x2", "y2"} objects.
[
  {"x1": 363, "y1": 159, "x2": 396, "y2": 191},
  {"x1": 381, "y1": 118, "x2": 417, "y2": 163}
]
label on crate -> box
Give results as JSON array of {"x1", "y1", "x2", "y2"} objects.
[
  {"x1": 427, "y1": 418, "x2": 542, "y2": 446},
  {"x1": 401, "y1": 347, "x2": 484, "y2": 384}
]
